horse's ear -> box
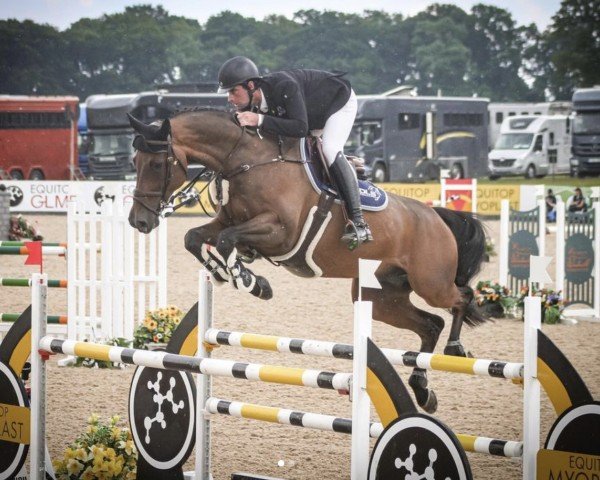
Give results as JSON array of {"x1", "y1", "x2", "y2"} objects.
[
  {"x1": 158, "y1": 118, "x2": 170, "y2": 140},
  {"x1": 128, "y1": 113, "x2": 155, "y2": 137}
]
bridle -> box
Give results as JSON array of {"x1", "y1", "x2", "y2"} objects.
[
  {"x1": 132, "y1": 126, "x2": 248, "y2": 218},
  {"x1": 132, "y1": 135, "x2": 190, "y2": 217}
]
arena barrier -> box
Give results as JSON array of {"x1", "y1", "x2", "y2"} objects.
[
  {"x1": 0, "y1": 198, "x2": 167, "y2": 344},
  {"x1": 499, "y1": 198, "x2": 546, "y2": 294},
  {"x1": 555, "y1": 200, "x2": 600, "y2": 318},
  {"x1": 0, "y1": 271, "x2": 598, "y2": 480},
  {"x1": 500, "y1": 198, "x2": 600, "y2": 318}
]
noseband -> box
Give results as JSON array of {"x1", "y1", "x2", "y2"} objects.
[{"x1": 133, "y1": 135, "x2": 188, "y2": 216}]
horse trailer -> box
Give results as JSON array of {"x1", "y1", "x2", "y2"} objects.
[{"x1": 348, "y1": 95, "x2": 489, "y2": 181}]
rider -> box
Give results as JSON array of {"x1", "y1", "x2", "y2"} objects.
[{"x1": 217, "y1": 56, "x2": 373, "y2": 249}]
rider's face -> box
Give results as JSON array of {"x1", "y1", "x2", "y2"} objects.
[{"x1": 227, "y1": 85, "x2": 249, "y2": 111}]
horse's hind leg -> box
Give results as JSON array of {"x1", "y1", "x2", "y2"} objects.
[
  {"x1": 444, "y1": 286, "x2": 486, "y2": 357},
  {"x1": 355, "y1": 279, "x2": 444, "y2": 414}
]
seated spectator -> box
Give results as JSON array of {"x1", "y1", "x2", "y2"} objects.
[
  {"x1": 545, "y1": 188, "x2": 557, "y2": 222},
  {"x1": 568, "y1": 187, "x2": 587, "y2": 213}
]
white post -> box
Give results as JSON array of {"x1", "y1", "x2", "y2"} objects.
[
  {"x1": 66, "y1": 201, "x2": 76, "y2": 342},
  {"x1": 351, "y1": 300, "x2": 372, "y2": 480},
  {"x1": 555, "y1": 201, "x2": 565, "y2": 295},
  {"x1": 499, "y1": 199, "x2": 509, "y2": 286},
  {"x1": 30, "y1": 273, "x2": 47, "y2": 479},
  {"x1": 158, "y1": 217, "x2": 168, "y2": 308},
  {"x1": 101, "y1": 200, "x2": 113, "y2": 340},
  {"x1": 594, "y1": 203, "x2": 600, "y2": 318},
  {"x1": 537, "y1": 199, "x2": 547, "y2": 289},
  {"x1": 89, "y1": 204, "x2": 98, "y2": 339},
  {"x1": 523, "y1": 295, "x2": 541, "y2": 480},
  {"x1": 196, "y1": 270, "x2": 213, "y2": 480},
  {"x1": 123, "y1": 199, "x2": 135, "y2": 339}
]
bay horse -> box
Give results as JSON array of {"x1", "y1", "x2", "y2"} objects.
[{"x1": 127, "y1": 109, "x2": 489, "y2": 413}]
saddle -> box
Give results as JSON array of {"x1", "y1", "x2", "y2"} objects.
[{"x1": 301, "y1": 136, "x2": 388, "y2": 212}]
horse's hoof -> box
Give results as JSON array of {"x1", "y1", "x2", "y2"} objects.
[
  {"x1": 255, "y1": 276, "x2": 273, "y2": 300},
  {"x1": 444, "y1": 343, "x2": 467, "y2": 357},
  {"x1": 422, "y1": 390, "x2": 438, "y2": 414}
]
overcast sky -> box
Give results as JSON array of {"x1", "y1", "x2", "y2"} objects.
[{"x1": 1, "y1": 0, "x2": 561, "y2": 31}]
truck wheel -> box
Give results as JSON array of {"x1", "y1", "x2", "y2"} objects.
[
  {"x1": 29, "y1": 169, "x2": 45, "y2": 181},
  {"x1": 525, "y1": 164, "x2": 536, "y2": 179},
  {"x1": 372, "y1": 163, "x2": 387, "y2": 183},
  {"x1": 449, "y1": 163, "x2": 464, "y2": 179},
  {"x1": 10, "y1": 170, "x2": 24, "y2": 180}
]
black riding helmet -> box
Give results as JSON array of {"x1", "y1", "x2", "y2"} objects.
[{"x1": 217, "y1": 56, "x2": 260, "y2": 93}]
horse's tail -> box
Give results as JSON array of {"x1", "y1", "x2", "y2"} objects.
[{"x1": 433, "y1": 207, "x2": 488, "y2": 327}]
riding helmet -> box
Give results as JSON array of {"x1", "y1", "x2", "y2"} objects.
[{"x1": 217, "y1": 56, "x2": 260, "y2": 93}]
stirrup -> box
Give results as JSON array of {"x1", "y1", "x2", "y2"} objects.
[{"x1": 340, "y1": 221, "x2": 373, "y2": 250}]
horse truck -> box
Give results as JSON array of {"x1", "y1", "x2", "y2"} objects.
[
  {"x1": 348, "y1": 93, "x2": 489, "y2": 181},
  {"x1": 570, "y1": 87, "x2": 600, "y2": 177},
  {"x1": 86, "y1": 91, "x2": 228, "y2": 180},
  {"x1": 0, "y1": 96, "x2": 80, "y2": 180}
]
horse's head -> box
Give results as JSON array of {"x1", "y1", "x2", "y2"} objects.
[{"x1": 127, "y1": 114, "x2": 188, "y2": 233}]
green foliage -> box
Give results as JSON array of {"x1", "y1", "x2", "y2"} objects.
[
  {"x1": 516, "y1": 287, "x2": 565, "y2": 324},
  {"x1": 542, "y1": 0, "x2": 600, "y2": 98},
  {"x1": 475, "y1": 280, "x2": 516, "y2": 318},
  {"x1": 53, "y1": 414, "x2": 137, "y2": 479},
  {"x1": 0, "y1": 3, "x2": 596, "y2": 100}
]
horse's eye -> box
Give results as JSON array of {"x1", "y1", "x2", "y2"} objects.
[{"x1": 150, "y1": 159, "x2": 163, "y2": 171}]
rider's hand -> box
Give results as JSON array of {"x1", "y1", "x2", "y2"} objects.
[{"x1": 236, "y1": 111, "x2": 259, "y2": 127}]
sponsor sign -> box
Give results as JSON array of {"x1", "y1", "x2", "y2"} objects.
[
  {"x1": 381, "y1": 183, "x2": 441, "y2": 205},
  {"x1": 0, "y1": 181, "x2": 213, "y2": 214},
  {"x1": 478, "y1": 184, "x2": 520, "y2": 215}
]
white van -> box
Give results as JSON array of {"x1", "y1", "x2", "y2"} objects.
[{"x1": 488, "y1": 115, "x2": 571, "y2": 179}]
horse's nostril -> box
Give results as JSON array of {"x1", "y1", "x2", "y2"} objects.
[{"x1": 137, "y1": 220, "x2": 148, "y2": 232}]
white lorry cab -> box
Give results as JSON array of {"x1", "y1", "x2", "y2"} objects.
[{"x1": 488, "y1": 115, "x2": 571, "y2": 179}]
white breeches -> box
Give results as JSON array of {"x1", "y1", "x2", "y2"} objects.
[{"x1": 321, "y1": 89, "x2": 357, "y2": 166}]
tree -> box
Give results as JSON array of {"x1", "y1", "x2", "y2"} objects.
[
  {"x1": 468, "y1": 4, "x2": 537, "y2": 101},
  {"x1": 407, "y1": 14, "x2": 472, "y2": 96},
  {"x1": 0, "y1": 20, "x2": 73, "y2": 94},
  {"x1": 543, "y1": 0, "x2": 600, "y2": 99},
  {"x1": 65, "y1": 5, "x2": 203, "y2": 96}
]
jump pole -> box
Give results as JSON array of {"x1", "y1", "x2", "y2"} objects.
[{"x1": 193, "y1": 270, "x2": 375, "y2": 480}]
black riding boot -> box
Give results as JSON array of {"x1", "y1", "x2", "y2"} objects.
[{"x1": 329, "y1": 152, "x2": 373, "y2": 250}]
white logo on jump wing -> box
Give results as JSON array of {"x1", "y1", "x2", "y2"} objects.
[{"x1": 143, "y1": 371, "x2": 185, "y2": 444}]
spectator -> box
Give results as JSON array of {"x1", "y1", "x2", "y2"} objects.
[
  {"x1": 568, "y1": 187, "x2": 587, "y2": 213},
  {"x1": 545, "y1": 188, "x2": 557, "y2": 222}
]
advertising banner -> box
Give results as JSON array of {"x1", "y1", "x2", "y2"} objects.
[{"x1": 0, "y1": 180, "x2": 215, "y2": 215}]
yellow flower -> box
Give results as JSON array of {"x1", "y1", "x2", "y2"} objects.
[
  {"x1": 75, "y1": 447, "x2": 88, "y2": 462},
  {"x1": 81, "y1": 466, "x2": 96, "y2": 480},
  {"x1": 88, "y1": 413, "x2": 99, "y2": 425},
  {"x1": 66, "y1": 458, "x2": 84, "y2": 476}
]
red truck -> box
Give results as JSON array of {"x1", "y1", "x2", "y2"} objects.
[{"x1": 0, "y1": 95, "x2": 80, "y2": 180}]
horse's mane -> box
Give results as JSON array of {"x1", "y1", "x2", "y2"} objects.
[{"x1": 171, "y1": 106, "x2": 230, "y2": 118}]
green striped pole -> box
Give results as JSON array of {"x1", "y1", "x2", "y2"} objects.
[
  {"x1": 0, "y1": 313, "x2": 68, "y2": 324},
  {"x1": 0, "y1": 241, "x2": 66, "y2": 247},
  {"x1": 0, "y1": 278, "x2": 68, "y2": 288},
  {"x1": 0, "y1": 246, "x2": 66, "y2": 255}
]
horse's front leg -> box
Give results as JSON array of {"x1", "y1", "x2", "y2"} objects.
[
  {"x1": 184, "y1": 219, "x2": 231, "y2": 284},
  {"x1": 215, "y1": 213, "x2": 283, "y2": 300}
]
